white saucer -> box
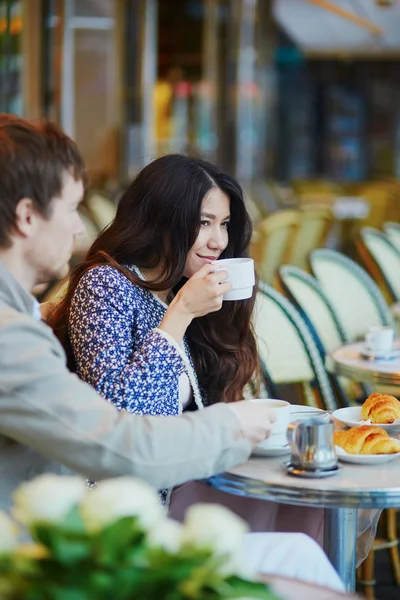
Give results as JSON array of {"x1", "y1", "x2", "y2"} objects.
[
  {"x1": 332, "y1": 406, "x2": 400, "y2": 432},
  {"x1": 252, "y1": 444, "x2": 291, "y2": 458},
  {"x1": 252, "y1": 404, "x2": 328, "y2": 457},
  {"x1": 359, "y1": 345, "x2": 400, "y2": 361},
  {"x1": 282, "y1": 461, "x2": 339, "y2": 478},
  {"x1": 335, "y1": 445, "x2": 400, "y2": 465}
]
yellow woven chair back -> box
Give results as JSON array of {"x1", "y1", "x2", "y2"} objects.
[
  {"x1": 357, "y1": 184, "x2": 400, "y2": 229},
  {"x1": 288, "y1": 205, "x2": 334, "y2": 271},
  {"x1": 73, "y1": 210, "x2": 100, "y2": 257},
  {"x1": 86, "y1": 193, "x2": 117, "y2": 231},
  {"x1": 292, "y1": 179, "x2": 342, "y2": 194},
  {"x1": 252, "y1": 210, "x2": 300, "y2": 284}
]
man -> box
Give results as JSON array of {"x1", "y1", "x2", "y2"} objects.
[
  {"x1": 0, "y1": 114, "x2": 276, "y2": 511},
  {"x1": 0, "y1": 116, "x2": 344, "y2": 592}
]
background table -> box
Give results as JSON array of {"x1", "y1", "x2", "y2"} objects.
[
  {"x1": 326, "y1": 340, "x2": 400, "y2": 386},
  {"x1": 208, "y1": 453, "x2": 400, "y2": 592}
]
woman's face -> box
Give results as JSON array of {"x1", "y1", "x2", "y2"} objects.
[{"x1": 183, "y1": 186, "x2": 231, "y2": 279}]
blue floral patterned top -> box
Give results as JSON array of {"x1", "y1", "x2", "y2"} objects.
[{"x1": 68, "y1": 264, "x2": 205, "y2": 417}]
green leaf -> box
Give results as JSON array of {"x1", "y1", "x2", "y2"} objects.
[
  {"x1": 44, "y1": 586, "x2": 89, "y2": 600},
  {"x1": 94, "y1": 517, "x2": 145, "y2": 566},
  {"x1": 32, "y1": 508, "x2": 87, "y2": 542}
]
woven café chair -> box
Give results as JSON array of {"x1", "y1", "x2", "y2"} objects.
[
  {"x1": 243, "y1": 187, "x2": 268, "y2": 224},
  {"x1": 358, "y1": 184, "x2": 400, "y2": 230},
  {"x1": 253, "y1": 282, "x2": 338, "y2": 411},
  {"x1": 251, "y1": 180, "x2": 281, "y2": 214},
  {"x1": 309, "y1": 249, "x2": 394, "y2": 343},
  {"x1": 309, "y1": 251, "x2": 400, "y2": 598},
  {"x1": 251, "y1": 210, "x2": 300, "y2": 285},
  {"x1": 73, "y1": 207, "x2": 101, "y2": 260},
  {"x1": 276, "y1": 264, "x2": 370, "y2": 407},
  {"x1": 384, "y1": 222, "x2": 400, "y2": 254},
  {"x1": 357, "y1": 227, "x2": 400, "y2": 304},
  {"x1": 287, "y1": 204, "x2": 334, "y2": 272},
  {"x1": 86, "y1": 191, "x2": 117, "y2": 231},
  {"x1": 292, "y1": 179, "x2": 342, "y2": 195}
]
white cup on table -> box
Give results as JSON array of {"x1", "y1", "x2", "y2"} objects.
[
  {"x1": 365, "y1": 326, "x2": 394, "y2": 353},
  {"x1": 250, "y1": 398, "x2": 291, "y2": 449},
  {"x1": 214, "y1": 257, "x2": 255, "y2": 301}
]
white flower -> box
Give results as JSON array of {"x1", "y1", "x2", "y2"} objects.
[
  {"x1": 182, "y1": 504, "x2": 248, "y2": 575},
  {"x1": 12, "y1": 475, "x2": 87, "y2": 526},
  {"x1": 79, "y1": 477, "x2": 164, "y2": 533},
  {"x1": 0, "y1": 511, "x2": 19, "y2": 553},
  {"x1": 147, "y1": 518, "x2": 184, "y2": 554}
]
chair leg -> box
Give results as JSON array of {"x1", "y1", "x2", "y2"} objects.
[
  {"x1": 360, "y1": 551, "x2": 376, "y2": 600},
  {"x1": 386, "y1": 508, "x2": 400, "y2": 585}
]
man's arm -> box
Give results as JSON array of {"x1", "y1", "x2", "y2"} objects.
[{"x1": 0, "y1": 312, "x2": 251, "y2": 489}]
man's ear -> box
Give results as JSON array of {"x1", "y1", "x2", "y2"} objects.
[{"x1": 14, "y1": 198, "x2": 40, "y2": 238}]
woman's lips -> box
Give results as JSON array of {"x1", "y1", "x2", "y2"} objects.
[{"x1": 197, "y1": 255, "x2": 219, "y2": 263}]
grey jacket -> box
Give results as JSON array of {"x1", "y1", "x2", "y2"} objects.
[{"x1": 0, "y1": 262, "x2": 251, "y2": 512}]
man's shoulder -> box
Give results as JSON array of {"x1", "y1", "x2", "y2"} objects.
[
  {"x1": 0, "y1": 301, "x2": 64, "y2": 356},
  {"x1": 0, "y1": 300, "x2": 34, "y2": 328}
]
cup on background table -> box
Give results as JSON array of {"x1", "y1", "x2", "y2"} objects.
[
  {"x1": 250, "y1": 398, "x2": 291, "y2": 450},
  {"x1": 365, "y1": 326, "x2": 395, "y2": 354},
  {"x1": 214, "y1": 257, "x2": 255, "y2": 301}
]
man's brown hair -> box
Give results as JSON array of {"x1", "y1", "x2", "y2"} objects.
[{"x1": 0, "y1": 114, "x2": 86, "y2": 247}]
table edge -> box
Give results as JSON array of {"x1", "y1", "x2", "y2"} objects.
[
  {"x1": 207, "y1": 472, "x2": 400, "y2": 509},
  {"x1": 326, "y1": 346, "x2": 400, "y2": 386}
]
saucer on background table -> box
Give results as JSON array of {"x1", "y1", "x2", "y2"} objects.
[
  {"x1": 335, "y1": 445, "x2": 400, "y2": 465},
  {"x1": 359, "y1": 344, "x2": 400, "y2": 361},
  {"x1": 332, "y1": 406, "x2": 400, "y2": 432},
  {"x1": 282, "y1": 461, "x2": 340, "y2": 479}
]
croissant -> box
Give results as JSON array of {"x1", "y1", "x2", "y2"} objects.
[
  {"x1": 334, "y1": 425, "x2": 400, "y2": 455},
  {"x1": 361, "y1": 393, "x2": 400, "y2": 424}
]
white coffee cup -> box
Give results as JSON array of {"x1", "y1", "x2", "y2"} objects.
[
  {"x1": 214, "y1": 257, "x2": 255, "y2": 301},
  {"x1": 250, "y1": 398, "x2": 291, "y2": 449},
  {"x1": 365, "y1": 326, "x2": 394, "y2": 353}
]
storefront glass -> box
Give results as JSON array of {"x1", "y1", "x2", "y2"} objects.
[
  {"x1": 0, "y1": 0, "x2": 23, "y2": 114},
  {"x1": 43, "y1": 0, "x2": 120, "y2": 184}
]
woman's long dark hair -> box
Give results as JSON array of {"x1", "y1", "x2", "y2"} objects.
[{"x1": 49, "y1": 154, "x2": 259, "y2": 403}]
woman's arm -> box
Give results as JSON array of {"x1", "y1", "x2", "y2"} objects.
[{"x1": 69, "y1": 266, "x2": 185, "y2": 416}]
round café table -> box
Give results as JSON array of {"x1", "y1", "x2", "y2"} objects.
[
  {"x1": 207, "y1": 452, "x2": 400, "y2": 593},
  {"x1": 326, "y1": 340, "x2": 400, "y2": 387}
]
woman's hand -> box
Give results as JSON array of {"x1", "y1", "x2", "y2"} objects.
[
  {"x1": 174, "y1": 263, "x2": 231, "y2": 319},
  {"x1": 159, "y1": 264, "x2": 232, "y2": 344}
]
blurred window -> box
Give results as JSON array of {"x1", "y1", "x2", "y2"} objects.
[
  {"x1": 0, "y1": 0, "x2": 23, "y2": 114},
  {"x1": 43, "y1": 0, "x2": 119, "y2": 186}
]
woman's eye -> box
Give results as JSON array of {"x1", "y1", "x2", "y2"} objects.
[
  {"x1": 201, "y1": 220, "x2": 211, "y2": 227},
  {"x1": 222, "y1": 221, "x2": 230, "y2": 228}
]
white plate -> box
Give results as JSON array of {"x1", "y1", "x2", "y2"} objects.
[
  {"x1": 289, "y1": 404, "x2": 329, "y2": 421},
  {"x1": 252, "y1": 405, "x2": 328, "y2": 457},
  {"x1": 359, "y1": 345, "x2": 400, "y2": 361},
  {"x1": 335, "y1": 445, "x2": 400, "y2": 465},
  {"x1": 332, "y1": 406, "x2": 400, "y2": 432}
]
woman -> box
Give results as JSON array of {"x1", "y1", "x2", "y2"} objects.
[{"x1": 49, "y1": 155, "x2": 323, "y2": 541}]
